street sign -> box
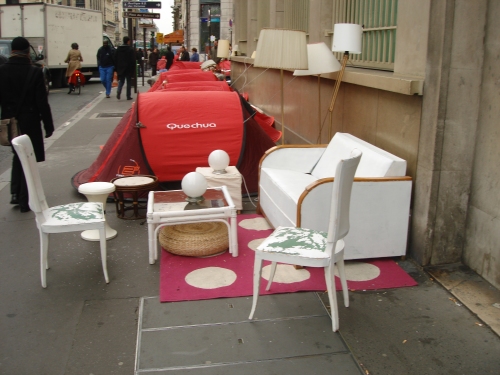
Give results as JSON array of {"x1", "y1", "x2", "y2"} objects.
[
  {"x1": 156, "y1": 33, "x2": 163, "y2": 44},
  {"x1": 123, "y1": 1, "x2": 161, "y2": 9},
  {"x1": 123, "y1": 11, "x2": 160, "y2": 19}
]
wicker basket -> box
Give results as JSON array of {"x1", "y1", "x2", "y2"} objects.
[{"x1": 159, "y1": 222, "x2": 229, "y2": 257}]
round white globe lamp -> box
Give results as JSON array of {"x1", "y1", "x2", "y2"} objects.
[
  {"x1": 181, "y1": 172, "x2": 207, "y2": 204},
  {"x1": 208, "y1": 150, "x2": 230, "y2": 174}
]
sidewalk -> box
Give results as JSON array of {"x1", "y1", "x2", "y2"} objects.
[{"x1": 0, "y1": 86, "x2": 499, "y2": 375}]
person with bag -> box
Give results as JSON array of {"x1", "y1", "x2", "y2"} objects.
[
  {"x1": 0, "y1": 37, "x2": 54, "y2": 212},
  {"x1": 64, "y1": 42, "x2": 83, "y2": 94}
]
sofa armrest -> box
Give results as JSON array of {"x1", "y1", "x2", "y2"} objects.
[
  {"x1": 260, "y1": 145, "x2": 327, "y2": 173},
  {"x1": 298, "y1": 176, "x2": 413, "y2": 229}
]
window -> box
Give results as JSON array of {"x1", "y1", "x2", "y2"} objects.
[
  {"x1": 283, "y1": 0, "x2": 309, "y2": 32},
  {"x1": 332, "y1": 0, "x2": 398, "y2": 70},
  {"x1": 75, "y1": 0, "x2": 85, "y2": 8},
  {"x1": 114, "y1": 10, "x2": 119, "y2": 22}
]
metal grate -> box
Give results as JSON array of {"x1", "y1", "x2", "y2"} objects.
[
  {"x1": 333, "y1": 0, "x2": 398, "y2": 71},
  {"x1": 284, "y1": 0, "x2": 310, "y2": 32}
]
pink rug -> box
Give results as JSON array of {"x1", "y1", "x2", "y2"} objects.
[{"x1": 159, "y1": 214, "x2": 417, "y2": 302}]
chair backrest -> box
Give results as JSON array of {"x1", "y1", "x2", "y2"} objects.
[
  {"x1": 11, "y1": 135, "x2": 49, "y2": 214},
  {"x1": 327, "y1": 149, "x2": 362, "y2": 247}
]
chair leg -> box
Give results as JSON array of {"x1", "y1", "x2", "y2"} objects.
[
  {"x1": 249, "y1": 255, "x2": 263, "y2": 320},
  {"x1": 99, "y1": 227, "x2": 109, "y2": 284},
  {"x1": 265, "y1": 261, "x2": 277, "y2": 291},
  {"x1": 325, "y1": 265, "x2": 339, "y2": 332},
  {"x1": 40, "y1": 230, "x2": 49, "y2": 288},
  {"x1": 336, "y1": 256, "x2": 349, "y2": 307}
]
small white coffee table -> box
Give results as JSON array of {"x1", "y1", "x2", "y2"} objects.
[{"x1": 147, "y1": 186, "x2": 238, "y2": 265}]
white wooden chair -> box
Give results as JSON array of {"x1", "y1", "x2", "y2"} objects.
[
  {"x1": 12, "y1": 135, "x2": 109, "y2": 288},
  {"x1": 249, "y1": 149, "x2": 362, "y2": 332}
]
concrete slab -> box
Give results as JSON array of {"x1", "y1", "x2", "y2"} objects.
[{"x1": 137, "y1": 294, "x2": 363, "y2": 374}]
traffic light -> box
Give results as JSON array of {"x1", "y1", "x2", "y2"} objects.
[{"x1": 151, "y1": 31, "x2": 155, "y2": 38}]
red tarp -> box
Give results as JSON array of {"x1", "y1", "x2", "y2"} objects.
[{"x1": 169, "y1": 61, "x2": 202, "y2": 70}]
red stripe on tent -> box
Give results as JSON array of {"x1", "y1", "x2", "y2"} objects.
[{"x1": 138, "y1": 91, "x2": 244, "y2": 181}]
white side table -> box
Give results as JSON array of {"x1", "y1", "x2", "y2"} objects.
[
  {"x1": 195, "y1": 166, "x2": 243, "y2": 210},
  {"x1": 78, "y1": 182, "x2": 117, "y2": 241}
]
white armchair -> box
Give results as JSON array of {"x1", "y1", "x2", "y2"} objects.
[{"x1": 257, "y1": 133, "x2": 412, "y2": 260}]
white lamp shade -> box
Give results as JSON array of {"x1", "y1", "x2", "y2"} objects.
[
  {"x1": 254, "y1": 28, "x2": 308, "y2": 70},
  {"x1": 251, "y1": 51, "x2": 256, "y2": 59},
  {"x1": 217, "y1": 40, "x2": 230, "y2": 58},
  {"x1": 208, "y1": 150, "x2": 230, "y2": 172},
  {"x1": 181, "y1": 172, "x2": 207, "y2": 198},
  {"x1": 201, "y1": 59, "x2": 216, "y2": 70},
  {"x1": 233, "y1": 44, "x2": 239, "y2": 52},
  {"x1": 293, "y1": 42, "x2": 341, "y2": 76},
  {"x1": 332, "y1": 23, "x2": 363, "y2": 54}
]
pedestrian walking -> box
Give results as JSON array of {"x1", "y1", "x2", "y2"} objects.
[
  {"x1": 97, "y1": 40, "x2": 114, "y2": 98},
  {"x1": 114, "y1": 36, "x2": 135, "y2": 100},
  {"x1": 0, "y1": 37, "x2": 54, "y2": 212}
]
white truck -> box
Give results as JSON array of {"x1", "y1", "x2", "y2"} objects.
[{"x1": 0, "y1": 3, "x2": 114, "y2": 89}]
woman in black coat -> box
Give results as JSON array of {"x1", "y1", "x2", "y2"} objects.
[{"x1": 0, "y1": 37, "x2": 54, "y2": 212}]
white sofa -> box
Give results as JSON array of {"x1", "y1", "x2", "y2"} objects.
[{"x1": 258, "y1": 133, "x2": 412, "y2": 260}]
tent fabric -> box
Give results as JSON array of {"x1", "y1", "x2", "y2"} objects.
[
  {"x1": 157, "y1": 81, "x2": 231, "y2": 92},
  {"x1": 149, "y1": 71, "x2": 217, "y2": 92},
  {"x1": 138, "y1": 91, "x2": 245, "y2": 182},
  {"x1": 72, "y1": 92, "x2": 277, "y2": 194},
  {"x1": 72, "y1": 106, "x2": 151, "y2": 187},
  {"x1": 169, "y1": 61, "x2": 202, "y2": 70},
  {"x1": 163, "y1": 29, "x2": 184, "y2": 44}
]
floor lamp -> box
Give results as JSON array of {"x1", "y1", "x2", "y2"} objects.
[
  {"x1": 253, "y1": 28, "x2": 308, "y2": 145},
  {"x1": 328, "y1": 23, "x2": 363, "y2": 139},
  {"x1": 294, "y1": 43, "x2": 341, "y2": 144}
]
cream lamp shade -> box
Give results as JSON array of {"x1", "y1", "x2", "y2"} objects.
[
  {"x1": 251, "y1": 51, "x2": 256, "y2": 59},
  {"x1": 201, "y1": 59, "x2": 216, "y2": 70},
  {"x1": 217, "y1": 39, "x2": 230, "y2": 58},
  {"x1": 254, "y1": 28, "x2": 308, "y2": 70},
  {"x1": 332, "y1": 23, "x2": 363, "y2": 53},
  {"x1": 293, "y1": 42, "x2": 341, "y2": 76},
  {"x1": 208, "y1": 150, "x2": 230, "y2": 174},
  {"x1": 181, "y1": 172, "x2": 207, "y2": 203}
]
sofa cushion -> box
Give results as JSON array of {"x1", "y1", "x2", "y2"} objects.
[
  {"x1": 311, "y1": 133, "x2": 406, "y2": 178},
  {"x1": 260, "y1": 168, "x2": 317, "y2": 224}
]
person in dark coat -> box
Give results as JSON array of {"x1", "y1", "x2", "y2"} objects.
[
  {"x1": 96, "y1": 40, "x2": 114, "y2": 98},
  {"x1": 179, "y1": 46, "x2": 190, "y2": 61},
  {"x1": 149, "y1": 47, "x2": 159, "y2": 76},
  {"x1": 165, "y1": 46, "x2": 174, "y2": 70},
  {"x1": 113, "y1": 36, "x2": 135, "y2": 100},
  {"x1": 136, "y1": 48, "x2": 144, "y2": 77},
  {"x1": 0, "y1": 37, "x2": 54, "y2": 212}
]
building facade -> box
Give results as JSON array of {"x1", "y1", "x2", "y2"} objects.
[{"x1": 230, "y1": 0, "x2": 500, "y2": 289}]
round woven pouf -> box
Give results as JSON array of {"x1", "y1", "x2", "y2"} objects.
[{"x1": 159, "y1": 222, "x2": 229, "y2": 257}]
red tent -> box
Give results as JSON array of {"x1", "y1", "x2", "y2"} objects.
[
  {"x1": 72, "y1": 92, "x2": 278, "y2": 194},
  {"x1": 150, "y1": 71, "x2": 217, "y2": 91}
]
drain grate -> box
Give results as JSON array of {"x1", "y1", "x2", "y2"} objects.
[{"x1": 95, "y1": 112, "x2": 126, "y2": 118}]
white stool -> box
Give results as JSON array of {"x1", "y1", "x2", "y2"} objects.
[
  {"x1": 196, "y1": 166, "x2": 243, "y2": 210},
  {"x1": 78, "y1": 182, "x2": 117, "y2": 241}
]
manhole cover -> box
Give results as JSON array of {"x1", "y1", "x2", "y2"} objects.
[{"x1": 96, "y1": 113, "x2": 125, "y2": 118}]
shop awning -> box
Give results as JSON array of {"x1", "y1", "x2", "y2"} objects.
[{"x1": 163, "y1": 29, "x2": 184, "y2": 44}]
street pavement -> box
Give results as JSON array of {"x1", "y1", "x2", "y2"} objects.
[{"x1": 0, "y1": 78, "x2": 499, "y2": 375}]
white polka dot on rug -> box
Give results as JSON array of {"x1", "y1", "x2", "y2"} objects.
[
  {"x1": 239, "y1": 217, "x2": 273, "y2": 231},
  {"x1": 185, "y1": 267, "x2": 237, "y2": 289},
  {"x1": 334, "y1": 262, "x2": 380, "y2": 281},
  {"x1": 261, "y1": 264, "x2": 310, "y2": 284},
  {"x1": 247, "y1": 238, "x2": 266, "y2": 250}
]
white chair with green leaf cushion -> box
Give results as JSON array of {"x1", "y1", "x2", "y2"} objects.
[
  {"x1": 12, "y1": 135, "x2": 109, "y2": 288},
  {"x1": 249, "y1": 149, "x2": 362, "y2": 332}
]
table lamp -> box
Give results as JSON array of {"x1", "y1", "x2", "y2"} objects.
[
  {"x1": 294, "y1": 43, "x2": 341, "y2": 143},
  {"x1": 181, "y1": 172, "x2": 207, "y2": 204},
  {"x1": 253, "y1": 28, "x2": 308, "y2": 145},
  {"x1": 208, "y1": 150, "x2": 230, "y2": 174},
  {"x1": 328, "y1": 23, "x2": 363, "y2": 139}
]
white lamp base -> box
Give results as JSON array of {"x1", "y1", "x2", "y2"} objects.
[{"x1": 81, "y1": 224, "x2": 117, "y2": 241}]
